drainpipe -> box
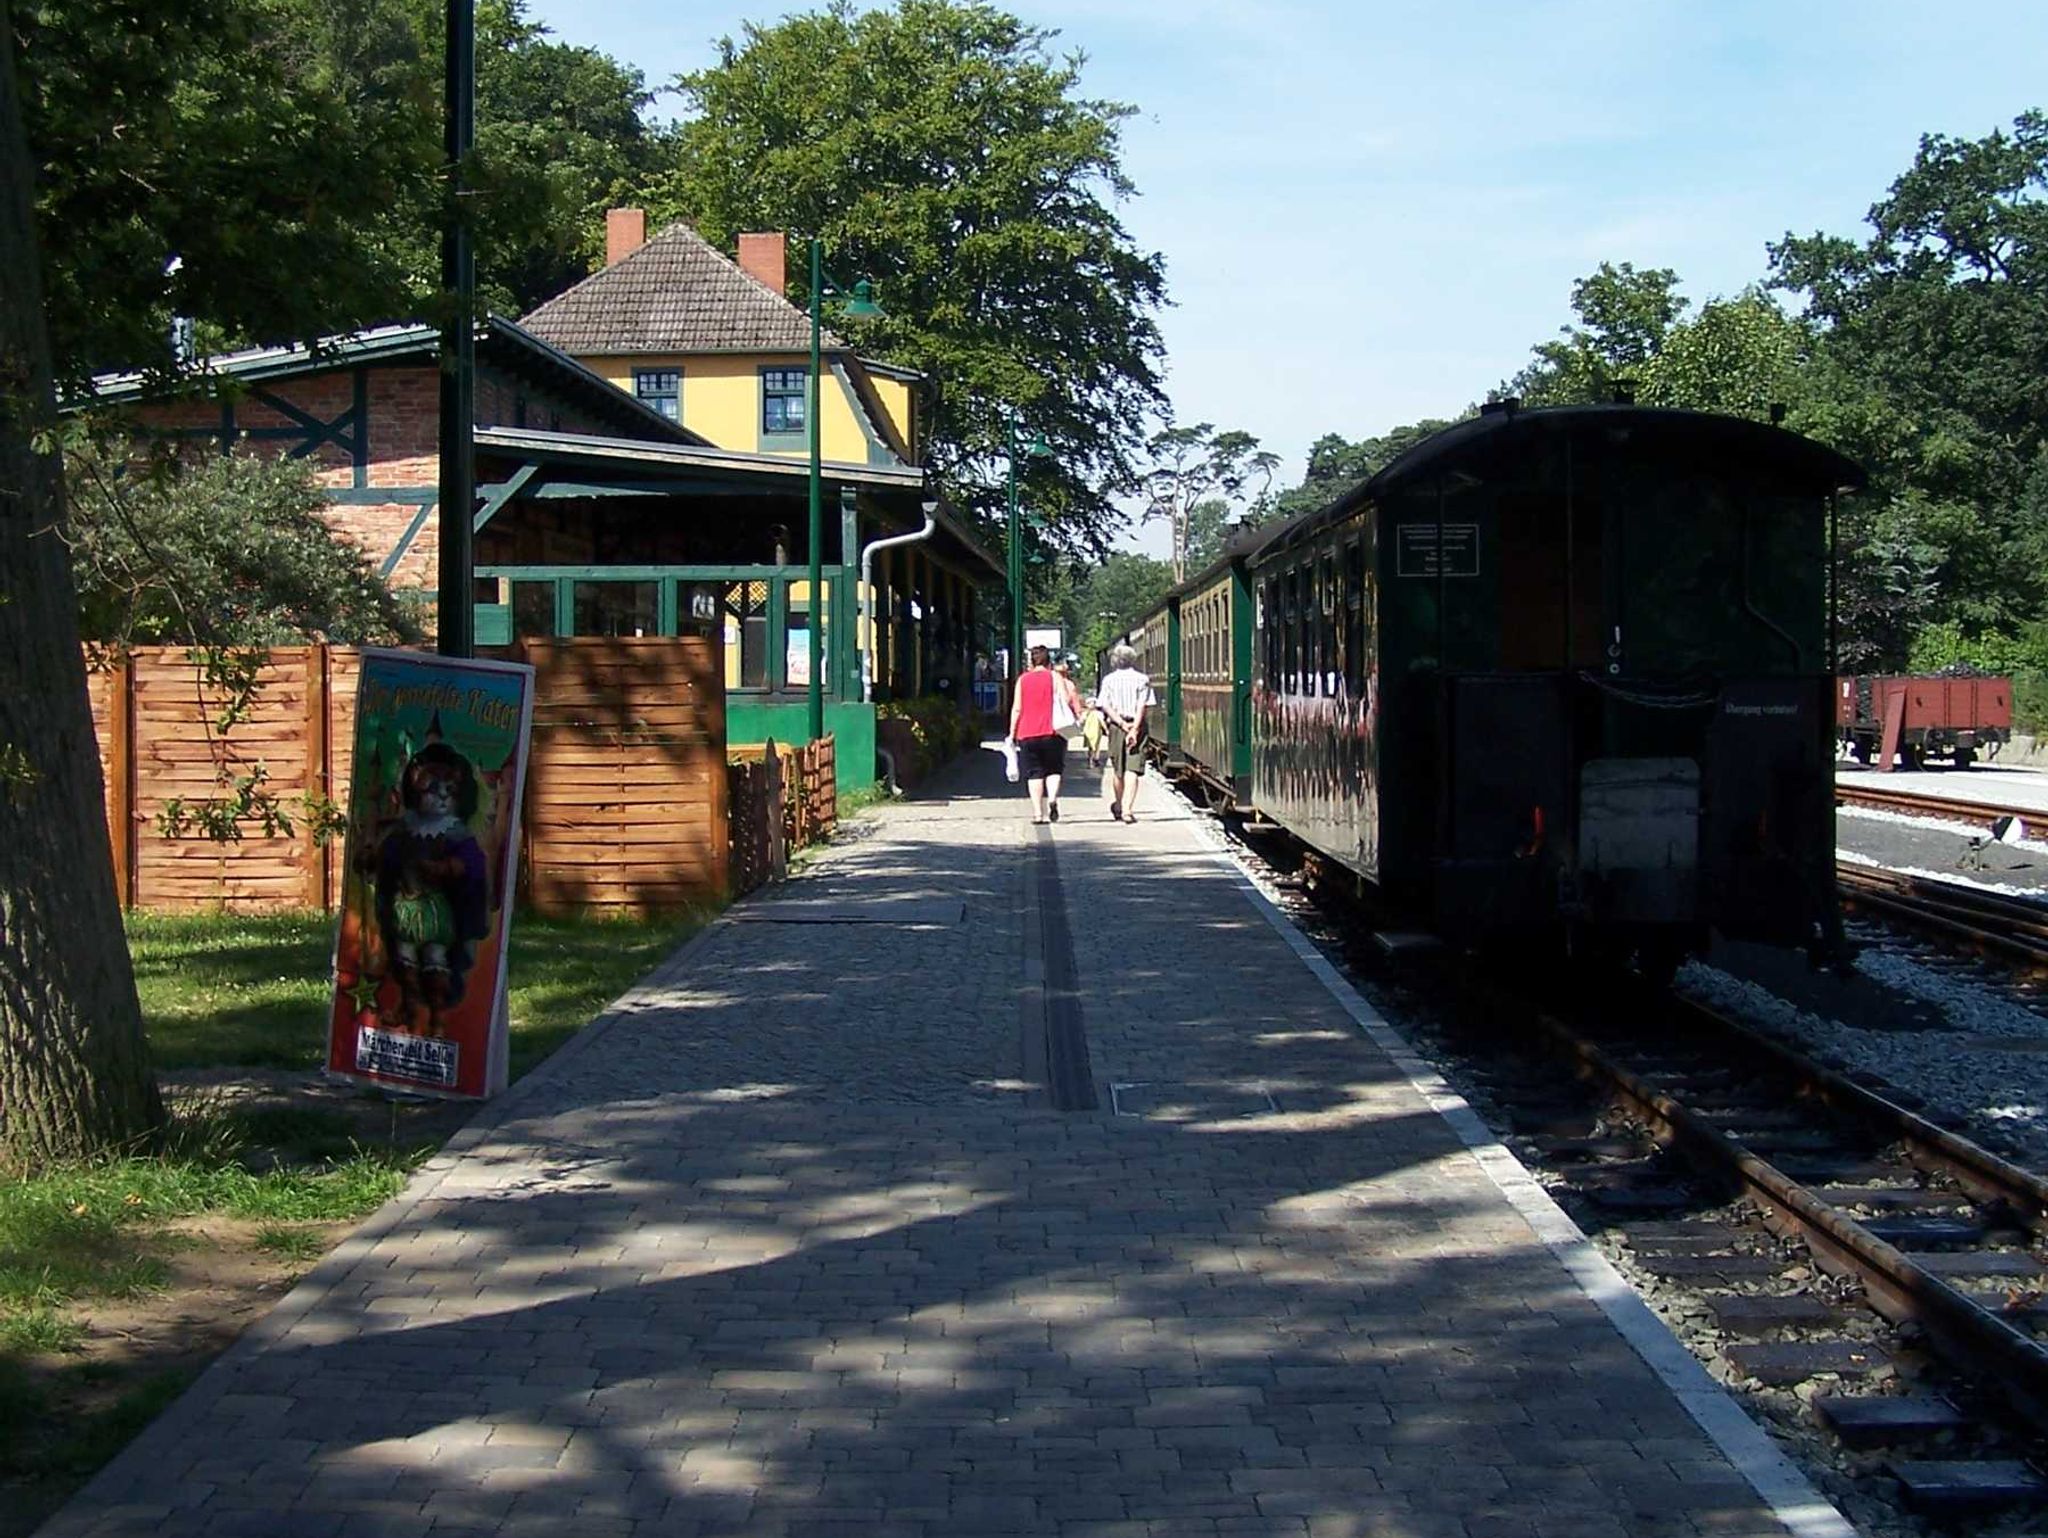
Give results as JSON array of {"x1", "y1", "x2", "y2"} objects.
[{"x1": 860, "y1": 500, "x2": 939, "y2": 704}]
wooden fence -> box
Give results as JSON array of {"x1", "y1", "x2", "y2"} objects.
[
  {"x1": 726, "y1": 749, "x2": 787, "y2": 898},
  {"x1": 86, "y1": 639, "x2": 729, "y2": 915},
  {"x1": 729, "y1": 734, "x2": 838, "y2": 855},
  {"x1": 518, "y1": 638, "x2": 726, "y2": 914}
]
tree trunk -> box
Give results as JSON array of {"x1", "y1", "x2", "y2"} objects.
[{"x1": 0, "y1": 16, "x2": 165, "y2": 1164}]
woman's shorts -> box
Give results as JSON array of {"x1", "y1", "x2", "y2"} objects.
[{"x1": 1017, "y1": 733, "x2": 1068, "y2": 780}]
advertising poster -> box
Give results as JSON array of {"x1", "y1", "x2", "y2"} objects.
[{"x1": 326, "y1": 648, "x2": 535, "y2": 1099}]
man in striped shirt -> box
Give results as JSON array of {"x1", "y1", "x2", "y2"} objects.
[{"x1": 1097, "y1": 645, "x2": 1156, "y2": 823}]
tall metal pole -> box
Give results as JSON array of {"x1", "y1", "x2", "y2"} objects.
[
  {"x1": 1007, "y1": 415, "x2": 1022, "y2": 681},
  {"x1": 806, "y1": 238, "x2": 825, "y2": 742},
  {"x1": 436, "y1": 0, "x2": 475, "y2": 657}
]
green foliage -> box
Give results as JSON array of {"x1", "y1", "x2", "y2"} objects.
[
  {"x1": 656, "y1": 0, "x2": 1168, "y2": 551},
  {"x1": 1768, "y1": 110, "x2": 2048, "y2": 666},
  {"x1": 15, "y1": 0, "x2": 432, "y2": 383},
  {"x1": 1267, "y1": 421, "x2": 1462, "y2": 523},
  {"x1": 1508, "y1": 262, "x2": 1687, "y2": 405},
  {"x1": 64, "y1": 437, "x2": 421, "y2": 648},
  {"x1": 877, "y1": 694, "x2": 975, "y2": 777},
  {"x1": 1055, "y1": 551, "x2": 1173, "y2": 668},
  {"x1": 1137, "y1": 423, "x2": 1278, "y2": 581},
  {"x1": 16, "y1": 0, "x2": 668, "y2": 379},
  {"x1": 467, "y1": 0, "x2": 672, "y2": 311}
]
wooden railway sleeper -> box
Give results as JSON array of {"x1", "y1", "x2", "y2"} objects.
[{"x1": 1531, "y1": 1006, "x2": 2048, "y2": 1432}]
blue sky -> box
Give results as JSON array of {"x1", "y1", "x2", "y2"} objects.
[{"x1": 527, "y1": 0, "x2": 2048, "y2": 553}]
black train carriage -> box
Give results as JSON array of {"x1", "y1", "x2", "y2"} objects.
[{"x1": 1251, "y1": 401, "x2": 1863, "y2": 964}]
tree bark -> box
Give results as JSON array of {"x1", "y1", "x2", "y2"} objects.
[{"x1": 0, "y1": 13, "x2": 165, "y2": 1164}]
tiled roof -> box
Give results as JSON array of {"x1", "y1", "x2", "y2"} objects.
[{"x1": 520, "y1": 223, "x2": 843, "y2": 356}]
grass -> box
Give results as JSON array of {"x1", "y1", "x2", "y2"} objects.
[
  {"x1": 129, "y1": 907, "x2": 702, "y2": 1075},
  {"x1": 4, "y1": 903, "x2": 699, "y2": 1519},
  {"x1": 251, "y1": 1224, "x2": 328, "y2": 1262}
]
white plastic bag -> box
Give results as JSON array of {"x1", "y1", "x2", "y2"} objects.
[{"x1": 1002, "y1": 738, "x2": 1020, "y2": 783}]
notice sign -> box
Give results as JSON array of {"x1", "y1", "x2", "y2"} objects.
[
  {"x1": 326, "y1": 649, "x2": 535, "y2": 1099},
  {"x1": 1395, "y1": 523, "x2": 1481, "y2": 578}
]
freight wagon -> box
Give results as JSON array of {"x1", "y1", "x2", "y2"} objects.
[{"x1": 1837, "y1": 674, "x2": 2012, "y2": 770}]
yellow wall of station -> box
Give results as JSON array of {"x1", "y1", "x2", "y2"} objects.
[{"x1": 581, "y1": 351, "x2": 892, "y2": 463}]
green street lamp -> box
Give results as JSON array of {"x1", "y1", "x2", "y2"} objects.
[
  {"x1": 1005, "y1": 412, "x2": 1051, "y2": 680},
  {"x1": 806, "y1": 239, "x2": 883, "y2": 742}
]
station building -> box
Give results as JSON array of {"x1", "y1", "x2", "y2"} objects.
[{"x1": 87, "y1": 214, "x2": 1003, "y2": 786}]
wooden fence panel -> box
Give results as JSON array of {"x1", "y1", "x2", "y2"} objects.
[
  {"x1": 518, "y1": 637, "x2": 727, "y2": 915},
  {"x1": 87, "y1": 640, "x2": 729, "y2": 913}
]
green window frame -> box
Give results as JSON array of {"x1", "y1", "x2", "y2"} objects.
[
  {"x1": 634, "y1": 369, "x2": 681, "y2": 422},
  {"x1": 761, "y1": 367, "x2": 808, "y2": 438}
]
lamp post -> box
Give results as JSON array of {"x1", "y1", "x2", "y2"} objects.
[
  {"x1": 436, "y1": 0, "x2": 475, "y2": 657},
  {"x1": 1004, "y1": 412, "x2": 1050, "y2": 681},
  {"x1": 805, "y1": 238, "x2": 882, "y2": 742}
]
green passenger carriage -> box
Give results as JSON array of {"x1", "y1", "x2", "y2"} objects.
[{"x1": 1126, "y1": 403, "x2": 1864, "y2": 969}]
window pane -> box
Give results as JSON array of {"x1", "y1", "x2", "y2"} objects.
[
  {"x1": 722, "y1": 581, "x2": 769, "y2": 689},
  {"x1": 511, "y1": 580, "x2": 555, "y2": 639},
  {"x1": 634, "y1": 370, "x2": 681, "y2": 422},
  {"x1": 573, "y1": 581, "x2": 659, "y2": 638},
  {"x1": 762, "y1": 369, "x2": 808, "y2": 435},
  {"x1": 784, "y1": 580, "x2": 831, "y2": 689}
]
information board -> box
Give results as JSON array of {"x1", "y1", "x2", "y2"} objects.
[{"x1": 1394, "y1": 523, "x2": 1481, "y2": 578}]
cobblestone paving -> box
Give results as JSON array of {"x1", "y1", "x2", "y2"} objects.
[{"x1": 44, "y1": 751, "x2": 1807, "y2": 1537}]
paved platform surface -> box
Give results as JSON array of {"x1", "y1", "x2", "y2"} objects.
[{"x1": 45, "y1": 753, "x2": 1833, "y2": 1538}]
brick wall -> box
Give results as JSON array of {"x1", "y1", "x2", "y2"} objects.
[{"x1": 121, "y1": 352, "x2": 669, "y2": 598}]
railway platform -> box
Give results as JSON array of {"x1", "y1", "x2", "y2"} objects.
[{"x1": 44, "y1": 752, "x2": 1849, "y2": 1538}]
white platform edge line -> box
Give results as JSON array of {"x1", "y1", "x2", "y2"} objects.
[{"x1": 1192, "y1": 822, "x2": 1856, "y2": 1538}]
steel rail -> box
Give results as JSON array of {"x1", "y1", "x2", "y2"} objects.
[
  {"x1": 1836, "y1": 863, "x2": 2048, "y2": 971},
  {"x1": 1524, "y1": 993, "x2": 2048, "y2": 1429},
  {"x1": 1836, "y1": 783, "x2": 2046, "y2": 841}
]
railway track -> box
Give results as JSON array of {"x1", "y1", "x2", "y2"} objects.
[
  {"x1": 1202, "y1": 801, "x2": 2048, "y2": 1521},
  {"x1": 1460, "y1": 976, "x2": 2048, "y2": 1519},
  {"x1": 1836, "y1": 861, "x2": 2048, "y2": 975},
  {"x1": 1836, "y1": 782, "x2": 2046, "y2": 842}
]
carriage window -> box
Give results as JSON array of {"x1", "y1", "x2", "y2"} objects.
[
  {"x1": 1282, "y1": 571, "x2": 1298, "y2": 693},
  {"x1": 1261, "y1": 582, "x2": 1277, "y2": 687},
  {"x1": 1317, "y1": 554, "x2": 1336, "y2": 697},
  {"x1": 1345, "y1": 538, "x2": 1366, "y2": 695}
]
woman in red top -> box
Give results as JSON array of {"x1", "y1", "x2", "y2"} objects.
[{"x1": 1008, "y1": 645, "x2": 1083, "y2": 824}]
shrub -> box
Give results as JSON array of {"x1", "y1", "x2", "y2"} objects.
[{"x1": 877, "y1": 694, "x2": 973, "y2": 778}]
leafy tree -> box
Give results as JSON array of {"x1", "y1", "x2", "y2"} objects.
[
  {"x1": 1136, "y1": 423, "x2": 1277, "y2": 582},
  {"x1": 15, "y1": 0, "x2": 437, "y2": 383},
  {"x1": 1267, "y1": 420, "x2": 1461, "y2": 522},
  {"x1": 1061, "y1": 552, "x2": 1173, "y2": 674},
  {"x1": 654, "y1": 0, "x2": 1168, "y2": 551},
  {"x1": 1, "y1": 16, "x2": 165, "y2": 1163},
  {"x1": 1771, "y1": 110, "x2": 2048, "y2": 663},
  {"x1": 64, "y1": 439, "x2": 424, "y2": 648},
  {"x1": 1507, "y1": 262, "x2": 1687, "y2": 406},
  {"x1": 423, "y1": 0, "x2": 672, "y2": 313},
  {"x1": 18, "y1": 0, "x2": 668, "y2": 379}
]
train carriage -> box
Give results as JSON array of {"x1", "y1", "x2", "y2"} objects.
[
  {"x1": 1130, "y1": 402, "x2": 1864, "y2": 969},
  {"x1": 1174, "y1": 561, "x2": 1254, "y2": 801},
  {"x1": 1136, "y1": 606, "x2": 1179, "y2": 758}
]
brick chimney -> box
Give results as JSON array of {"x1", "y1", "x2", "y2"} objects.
[
  {"x1": 738, "y1": 232, "x2": 787, "y2": 296},
  {"x1": 606, "y1": 208, "x2": 647, "y2": 266}
]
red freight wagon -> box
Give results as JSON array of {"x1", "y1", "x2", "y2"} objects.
[{"x1": 1837, "y1": 673, "x2": 2013, "y2": 770}]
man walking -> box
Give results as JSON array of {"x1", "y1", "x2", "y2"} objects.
[{"x1": 1097, "y1": 644, "x2": 1155, "y2": 823}]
